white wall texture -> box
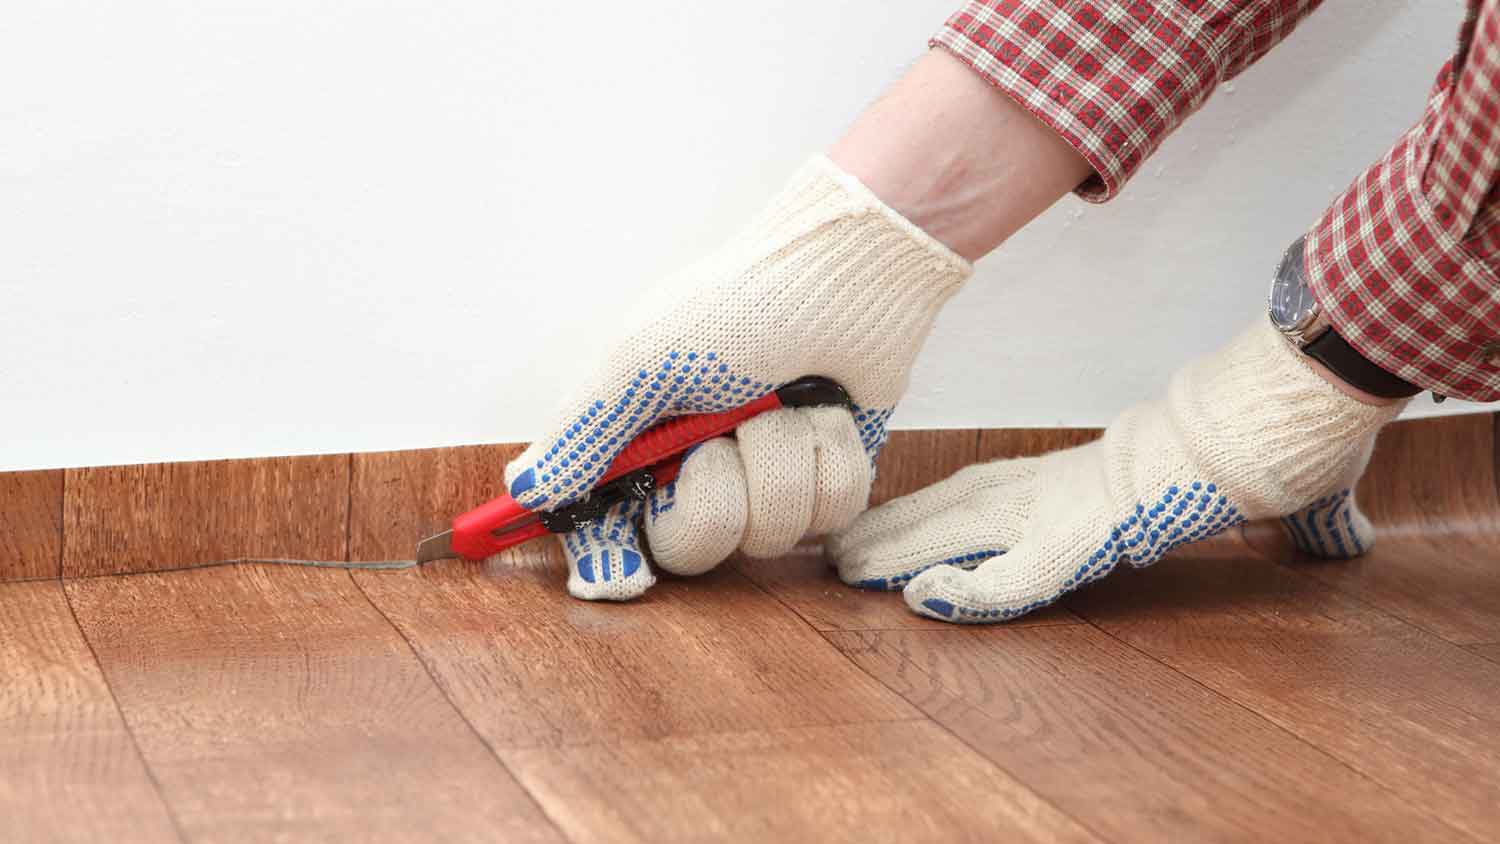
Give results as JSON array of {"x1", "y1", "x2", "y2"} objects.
[{"x1": 1, "y1": 1, "x2": 1487, "y2": 471}]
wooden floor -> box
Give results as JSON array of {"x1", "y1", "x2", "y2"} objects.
[{"x1": 3, "y1": 414, "x2": 1499, "y2": 842}]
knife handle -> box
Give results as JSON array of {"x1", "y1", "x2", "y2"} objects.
[
  {"x1": 450, "y1": 495, "x2": 545, "y2": 560},
  {"x1": 596, "y1": 374, "x2": 851, "y2": 485}
]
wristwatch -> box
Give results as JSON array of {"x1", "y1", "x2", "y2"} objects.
[{"x1": 1268, "y1": 235, "x2": 1423, "y2": 399}]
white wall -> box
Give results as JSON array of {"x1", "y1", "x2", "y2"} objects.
[{"x1": 1, "y1": 0, "x2": 1485, "y2": 471}]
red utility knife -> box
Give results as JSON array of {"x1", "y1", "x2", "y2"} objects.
[{"x1": 414, "y1": 376, "x2": 851, "y2": 563}]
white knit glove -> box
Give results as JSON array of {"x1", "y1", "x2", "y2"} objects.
[
  {"x1": 507, "y1": 157, "x2": 971, "y2": 601},
  {"x1": 831, "y1": 320, "x2": 1407, "y2": 623}
]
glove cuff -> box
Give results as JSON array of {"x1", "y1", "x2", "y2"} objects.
[
  {"x1": 734, "y1": 155, "x2": 973, "y2": 306},
  {"x1": 1162, "y1": 319, "x2": 1406, "y2": 516},
  {"x1": 804, "y1": 155, "x2": 972, "y2": 276}
]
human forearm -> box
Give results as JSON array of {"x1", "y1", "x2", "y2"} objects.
[{"x1": 829, "y1": 49, "x2": 1091, "y2": 261}]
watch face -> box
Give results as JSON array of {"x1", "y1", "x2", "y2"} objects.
[
  {"x1": 1269, "y1": 237, "x2": 1317, "y2": 332},
  {"x1": 1269, "y1": 272, "x2": 1318, "y2": 330}
]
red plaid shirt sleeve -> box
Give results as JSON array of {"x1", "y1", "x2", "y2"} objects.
[
  {"x1": 932, "y1": 1, "x2": 1325, "y2": 201},
  {"x1": 1304, "y1": 1, "x2": 1500, "y2": 401},
  {"x1": 937, "y1": 0, "x2": 1500, "y2": 401}
]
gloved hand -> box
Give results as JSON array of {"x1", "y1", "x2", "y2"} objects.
[
  {"x1": 506, "y1": 156, "x2": 971, "y2": 600},
  {"x1": 831, "y1": 320, "x2": 1407, "y2": 623}
]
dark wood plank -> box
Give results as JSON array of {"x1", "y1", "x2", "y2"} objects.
[
  {"x1": 1065, "y1": 549, "x2": 1500, "y2": 841},
  {"x1": 0, "y1": 469, "x2": 63, "y2": 581},
  {"x1": 65, "y1": 566, "x2": 561, "y2": 843},
  {"x1": 353, "y1": 560, "x2": 918, "y2": 749},
  {"x1": 1245, "y1": 414, "x2": 1500, "y2": 644},
  {"x1": 501, "y1": 721, "x2": 1099, "y2": 844},
  {"x1": 0, "y1": 580, "x2": 178, "y2": 842},
  {"x1": 349, "y1": 443, "x2": 560, "y2": 568},
  {"x1": 829, "y1": 621, "x2": 1454, "y2": 842}
]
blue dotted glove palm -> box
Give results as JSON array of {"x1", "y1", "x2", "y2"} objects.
[
  {"x1": 506, "y1": 157, "x2": 971, "y2": 600},
  {"x1": 831, "y1": 320, "x2": 1405, "y2": 623}
]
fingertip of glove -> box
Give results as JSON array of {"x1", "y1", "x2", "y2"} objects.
[
  {"x1": 567, "y1": 546, "x2": 656, "y2": 602},
  {"x1": 917, "y1": 597, "x2": 957, "y2": 619},
  {"x1": 573, "y1": 548, "x2": 645, "y2": 583},
  {"x1": 508, "y1": 467, "x2": 536, "y2": 497}
]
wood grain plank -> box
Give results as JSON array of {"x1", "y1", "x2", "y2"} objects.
[
  {"x1": 351, "y1": 439, "x2": 1083, "y2": 839},
  {"x1": 63, "y1": 455, "x2": 350, "y2": 578},
  {"x1": 353, "y1": 560, "x2": 918, "y2": 750},
  {"x1": 349, "y1": 440, "x2": 920, "y2": 748},
  {"x1": 1245, "y1": 414, "x2": 1500, "y2": 645},
  {"x1": 1274, "y1": 531, "x2": 1500, "y2": 645},
  {"x1": 349, "y1": 443, "x2": 559, "y2": 568},
  {"x1": 1065, "y1": 551, "x2": 1500, "y2": 841},
  {"x1": 65, "y1": 566, "x2": 561, "y2": 843},
  {"x1": 829, "y1": 621, "x2": 1454, "y2": 843},
  {"x1": 736, "y1": 429, "x2": 1082, "y2": 630},
  {"x1": 501, "y1": 721, "x2": 1099, "y2": 844},
  {"x1": 0, "y1": 580, "x2": 178, "y2": 842},
  {"x1": 1, "y1": 469, "x2": 63, "y2": 581},
  {"x1": 869, "y1": 429, "x2": 979, "y2": 506},
  {"x1": 1355, "y1": 414, "x2": 1500, "y2": 530}
]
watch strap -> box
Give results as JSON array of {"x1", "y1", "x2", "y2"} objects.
[{"x1": 1302, "y1": 328, "x2": 1422, "y2": 398}]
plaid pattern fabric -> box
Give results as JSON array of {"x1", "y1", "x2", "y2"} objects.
[
  {"x1": 937, "y1": 0, "x2": 1500, "y2": 401},
  {"x1": 1304, "y1": 1, "x2": 1500, "y2": 401},
  {"x1": 932, "y1": 1, "x2": 1324, "y2": 201}
]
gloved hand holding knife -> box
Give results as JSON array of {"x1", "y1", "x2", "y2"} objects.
[
  {"x1": 479, "y1": 50, "x2": 1088, "y2": 605},
  {"x1": 501, "y1": 155, "x2": 972, "y2": 600}
]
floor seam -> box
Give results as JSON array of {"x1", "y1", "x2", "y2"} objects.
[
  {"x1": 1465, "y1": 642, "x2": 1500, "y2": 668},
  {"x1": 727, "y1": 566, "x2": 936, "y2": 716},
  {"x1": 59, "y1": 582, "x2": 190, "y2": 844},
  {"x1": 1240, "y1": 411, "x2": 1500, "y2": 658},
  {"x1": 2, "y1": 574, "x2": 65, "y2": 584},
  {"x1": 343, "y1": 570, "x2": 578, "y2": 844},
  {"x1": 814, "y1": 620, "x2": 1083, "y2": 633},
  {"x1": 495, "y1": 715, "x2": 937, "y2": 758},
  {"x1": 1069, "y1": 610, "x2": 1484, "y2": 843},
  {"x1": 813, "y1": 625, "x2": 1116, "y2": 843},
  {"x1": 1266, "y1": 554, "x2": 1467, "y2": 643},
  {"x1": 728, "y1": 564, "x2": 917, "y2": 677},
  {"x1": 43, "y1": 558, "x2": 409, "y2": 583},
  {"x1": 729, "y1": 565, "x2": 1113, "y2": 842},
  {"x1": 1246, "y1": 522, "x2": 1500, "y2": 653}
]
